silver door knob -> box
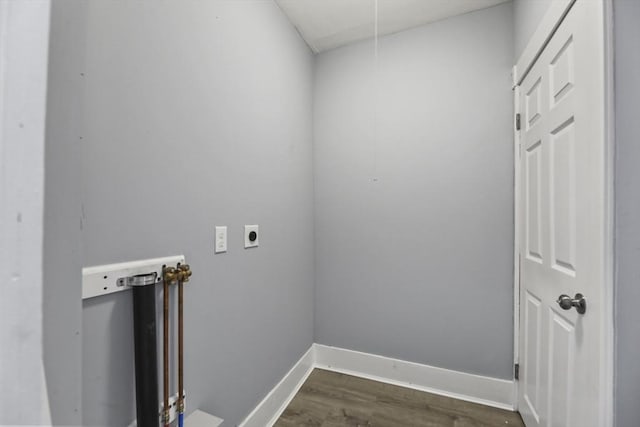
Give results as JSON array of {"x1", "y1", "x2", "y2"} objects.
[{"x1": 556, "y1": 293, "x2": 586, "y2": 314}]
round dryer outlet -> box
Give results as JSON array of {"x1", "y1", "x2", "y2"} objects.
[{"x1": 244, "y1": 225, "x2": 259, "y2": 248}]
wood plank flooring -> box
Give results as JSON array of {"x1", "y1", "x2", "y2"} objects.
[{"x1": 275, "y1": 369, "x2": 525, "y2": 427}]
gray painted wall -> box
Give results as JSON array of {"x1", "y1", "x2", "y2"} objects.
[
  {"x1": 613, "y1": 1, "x2": 640, "y2": 426},
  {"x1": 45, "y1": 1, "x2": 639, "y2": 425},
  {"x1": 513, "y1": 0, "x2": 553, "y2": 58},
  {"x1": 47, "y1": 1, "x2": 315, "y2": 426},
  {"x1": 43, "y1": 1, "x2": 87, "y2": 424},
  {"x1": 313, "y1": 3, "x2": 515, "y2": 380}
]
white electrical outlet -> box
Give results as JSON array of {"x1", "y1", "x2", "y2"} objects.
[
  {"x1": 215, "y1": 226, "x2": 227, "y2": 253},
  {"x1": 244, "y1": 225, "x2": 259, "y2": 248}
]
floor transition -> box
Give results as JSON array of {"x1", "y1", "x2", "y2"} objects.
[{"x1": 275, "y1": 369, "x2": 524, "y2": 427}]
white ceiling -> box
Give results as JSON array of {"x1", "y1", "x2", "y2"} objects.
[{"x1": 276, "y1": 0, "x2": 511, "y2": 53}]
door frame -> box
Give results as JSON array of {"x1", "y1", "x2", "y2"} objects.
[{"x1": 511, "y1": 0, "x2": 615, "y2": 425}]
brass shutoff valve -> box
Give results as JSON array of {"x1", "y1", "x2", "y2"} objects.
[
  {"x1": 162, "y1": 409, "x2": 170, "y2": 425},
  {"x1": 177, "y1": 264, "x2": 192, "y2": 283},
  {"x1": 163, "y1": 266, "x2": 178, "y2": 285}
]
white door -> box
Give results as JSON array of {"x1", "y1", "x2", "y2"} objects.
[{"x1": 517, "y1": 1, "x2": 607, "y2": 427}]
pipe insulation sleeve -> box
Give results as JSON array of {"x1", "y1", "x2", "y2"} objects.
[{"x1": 132, "y1": 275, "x2": 160, "y2": 427}]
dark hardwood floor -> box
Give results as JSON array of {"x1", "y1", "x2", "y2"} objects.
[{"x1": 275, "y1": 369, "x2": 525, "y2": 427}]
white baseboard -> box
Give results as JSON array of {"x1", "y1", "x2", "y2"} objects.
[
  {"x1": 240, "y1": 344, "x2": 516, "y2": 427},
  {"x1": 314, "y1": 344, "x2": 515, "y2": 411},
  {"x1": 239, "y1": 346, "x2": 315, "y2": 427}
]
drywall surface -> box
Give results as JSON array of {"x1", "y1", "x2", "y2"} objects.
[
  {"x1": 313, "y1": 3, "x2": 515, "y2": 380},
  {"x1": 614, "y1": 1, "x2": 640, "y2": 425},
  {"x1": 513, "y1": 0, "x2": 553, "y2": 58},
  {"x1": 46, "y1": 1, "x2": 315, "y2": 425}
]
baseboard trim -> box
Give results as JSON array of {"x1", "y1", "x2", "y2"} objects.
[
  {"x1": 240, "y1": 344, "x2": 515, "y2": 426},
  {"x1": 314, "y1": 344, "x2": 515, "y2": 411},
  {"x1": 238, "y1": 346, "x2": 315, "y2": 427}
]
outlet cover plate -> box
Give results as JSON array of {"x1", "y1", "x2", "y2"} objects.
[
  {"x1": 244, "y1": 225, "x2": 259, "y2": 248},
  {"x1": 215, "y1": 226, "x2": 227, "y2": 253}
]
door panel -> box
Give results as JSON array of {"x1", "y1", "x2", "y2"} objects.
[
  {"x1": 549, "y1": 37, "x2": 575, "y2": 106},
  {"x1": 548, "y1": 310, "x2": 575, "y2": 427},
  {"x1": 525, "y1": 141, "x2": 543, "y2": 263},
  {"x1": 526, "y1": 78, "x2": 542, "y2": 128},
  {"x1": 549, "y1": 118, "x2": 576, "y2": 276},
  {"x1": 523, "y1": 291, "x2": 542, "y2": 422},
  {"x1": 517, "y1": 1, "x2": 605, "y2": 426}
]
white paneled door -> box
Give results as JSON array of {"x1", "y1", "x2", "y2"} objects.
[{"x1": 517, "y1": 1, "x2": 607, "y2": 427}]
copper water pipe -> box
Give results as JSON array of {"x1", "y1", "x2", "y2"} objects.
[
  {"x1": 162, "y1": 267, "x2": 177, "y2": 427},
  {"x1": 177, "y1": 264, "x2": 191, "y2": 421}
]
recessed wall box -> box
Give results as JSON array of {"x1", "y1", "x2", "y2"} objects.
[{"x1": 82, "y1": 255, "x2": 186, "y2": 299}]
